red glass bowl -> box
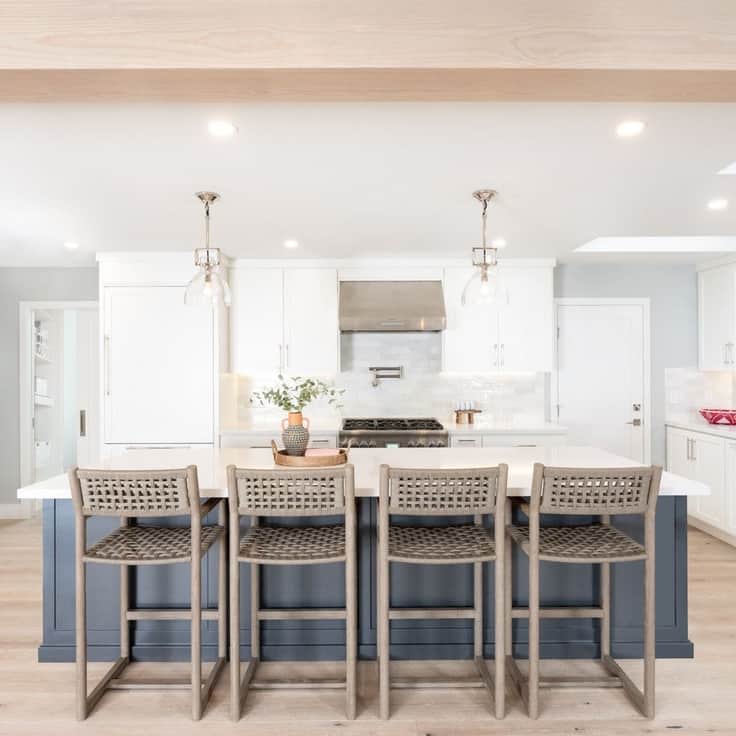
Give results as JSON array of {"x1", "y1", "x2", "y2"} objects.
[{"x1": 699, "y1": 408, "x2": 736, "y2": 425}]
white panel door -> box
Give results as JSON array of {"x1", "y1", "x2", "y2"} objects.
[
  {"x1": 698, "y1": 265, "x2": 736, "y2": 370},
  {"x1": 283, "y1": 268, "x2": 338, "y2": 376},
  {"x1": 691, "y1": 433, "x2": 726, "y2": 528},
  {"x1": 230, "y1": 268, "x2": 284, "y2": 375},
  {"x1": 497, "y1": 267, "x2": 554, "y2": 371},
  {"x1": 442, "y1": 267, "x2": 497, "y2": 372},
  {"x1": 557, "y1": 302, "x2": 647, "y2": 462},
  {"x1": 104, "y1": 286, "x2": 214, "y2": 444}
]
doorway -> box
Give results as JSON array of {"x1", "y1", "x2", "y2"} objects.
[
  {"x1": 555, "y1": 298, "x2": 651, "y2": 463},
  {"x1": 19, "y1": 301, "x2": 99, "y2": 496}
]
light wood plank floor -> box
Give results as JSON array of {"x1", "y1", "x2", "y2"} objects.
[{"x1": 0, "y1": 517, "x2": 734, "y2": 735}]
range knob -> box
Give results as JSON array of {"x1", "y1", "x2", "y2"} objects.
[
  {"x1": 415, "y1": 440, "x2": 426, "y2": 448},
  {"x1": 369, "y1": 440, "x2": 377, "y2": 448},
  {"x1": 407, "y1": 440, "x2": 417, "y2": 448},
  {"x1": 340, "y1": 439, "x2": 349, "y2": 448}
]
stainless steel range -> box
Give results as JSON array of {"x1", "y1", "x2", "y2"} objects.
[{"x1": 339, "y1": 418, "x2": 448, "y2": 448}]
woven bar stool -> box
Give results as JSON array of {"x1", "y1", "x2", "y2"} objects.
[
  {"x1": 227, "y1": 464, "x2": 357, "y2": 721},
  {"x1": 68, "y1": 465, "x2": 227, "y2": 721},
  {"x1": 506, "y1": 463, "x2": 662, "y2": 719},
  {"x1": 377, "y1": 464, "x2": 508, "y2": 720}
]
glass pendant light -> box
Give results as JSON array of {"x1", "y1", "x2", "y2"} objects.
[
  {"x1": 461, "y1": 189, "x2": 506, "y2": 308},
  {"x1": 185, "y1": 191, "x2": 231, "y2": 307}
]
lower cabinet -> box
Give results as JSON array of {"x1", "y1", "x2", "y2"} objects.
[
  {"x1": 450, "y1": 433, "x2": 567, "y2": 448},
  {"x1": 666, "y1": 426, "x2": 734, "y2": 542},
  {"x1": 220, "y1": 432, "x2": 337, "y2": 449}
]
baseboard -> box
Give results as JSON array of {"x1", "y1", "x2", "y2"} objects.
[
  {"x1": 0, "y1": 501, "x2": 33, "y2": 519},
  {"x1": 688, "y1": 516, "x2": 736, "y2": 547}
]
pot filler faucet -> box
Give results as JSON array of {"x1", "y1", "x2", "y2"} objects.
[{"x1": 369, "y1": 366, "x2": 403, "y2": 387}]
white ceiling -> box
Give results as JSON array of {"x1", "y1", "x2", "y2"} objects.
[{"x1": 2, "y1": 102, "x2": 736, "y2": 267}]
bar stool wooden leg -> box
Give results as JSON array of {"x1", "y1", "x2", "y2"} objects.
[
  {"x1": 601, "y1": 561, "x2": 611, "y2": 658},
  {"x1": 229, "y1": 529, "x2": 241, "y2": 719},
  {"x1": 75, "y1": 525, "x2": 87, "y2": 721},
  {"x1": 644, "y1": 515, "x2": 656, "y2": 718},
  {"x1": 378, "y1": 501, "x2": 390, "y2": 720},
  {"x1": 494, "y1": 514, "x2": 506, "y2": 719},
  {"x1": 251, "y1": 562, "x2": 260, "y2": 659},
  {"x1": 218, "y1": 505, "x2": 227, "y2": 664},
  {"x1": 345, "y1": 502, "x2": 357, "y2": 720},
  {"x1": 191, "y1": 549, "x2": 202, "y2": 720},
  {"x1": 528, "y1": 523, "x2": 540, "y2": 719},
  {"x1": 504, "y1": 500, "x2": 513, "y2": 665},
  {"x1": 473, "y1": 561, "x2": 483, "y2": 661}
]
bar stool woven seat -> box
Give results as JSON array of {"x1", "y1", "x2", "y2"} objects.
[
  {"x1": 84, "y1": 525, "x2": 222, "y2": 564},
  {"x1": 238, "y1": 524, "x2": 345, "y2": 564},
  {"x1": 508, "y1": 523, "x2": 646, "y2": 563},
  {"x1": 389, "y1": 523, "x2": 495, "y2": 563}
]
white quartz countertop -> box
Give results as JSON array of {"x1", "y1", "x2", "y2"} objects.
[
  {"x1": 666, "y1": 419, "x2": 736, "y2": 441},
  {"x1": 18, "y1": 446, "x2": 708, "y2": 500}
]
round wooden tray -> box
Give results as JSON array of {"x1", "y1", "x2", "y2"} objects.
[{"x1": 271, "y1": 440, "x2": 350, "y2": 467}]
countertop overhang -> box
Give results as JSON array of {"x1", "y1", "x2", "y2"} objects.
[{"x1": 18, "y1": 446, "x2": 708, "y2": 500}]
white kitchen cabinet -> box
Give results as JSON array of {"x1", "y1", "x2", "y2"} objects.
[
  {"x1": 284, "y1": 269, "x2": 338, "y2": 376},
  {"x1": 698, "y1": 263, "x2": 736, "y2": 370},
  {"x1": 443, "y1": 267, "x2": 495, "y2": 372},
  {"x1": 220, "y1": 432, "x2": 337, "y2": 449},
  {"x1": 103, "y1": 286, "x2": 214, "y2": 444},
  {"x1": 231, "y1": 267, "x2": 338, "y2": 376},
  {"x1": 231, "y1": 268, "x2": 284, "y2": 375},
  {"x1": 666, "y1": 426, "x2": 727, "y2": 530},
  {"x1": 498, "y1": 267, "x2": 554, "y2": 372},
  {"x1": 481, "y1": 433, "x2": 566, "y2": 447},
  {"x1": 727, "y1": 442, "x2": 736, "y2": 535},
  {"x1": 450, "y1": 436, "x2": 482, "y2": 448},
  {"x1": 442, "y1": 265, "x2": 554, "y2": 373}
]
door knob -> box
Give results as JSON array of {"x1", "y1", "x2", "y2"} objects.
[{"x1": 626, "y1": 418, "x2": 642, "y2": 426}]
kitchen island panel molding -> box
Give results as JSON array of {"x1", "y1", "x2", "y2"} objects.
[{"x1": 38, "y1": 494, "x2": 691, "y2": 662}]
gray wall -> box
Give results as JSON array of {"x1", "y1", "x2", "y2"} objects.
[
  {"x1": 0, "y1": 267, "x2": 98, "y2": 507},
  {"x1": 555, "y1": 263, "x2": 698, "y2": 465}
]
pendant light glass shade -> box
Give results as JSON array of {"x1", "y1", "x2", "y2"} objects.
[
  {"x1": 461, "y1": 264, "x2": 500, "y2": 307},
  {"x1": 462, "y1": 189, "x2": 505, "y2": 309},
  {"x1": 185, "y1": 192, "x2": 231, "y2": 307}
]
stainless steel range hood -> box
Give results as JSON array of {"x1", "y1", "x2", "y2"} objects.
[{"x1": 339, "y1": 280, "x2": 447, "y2": 332}]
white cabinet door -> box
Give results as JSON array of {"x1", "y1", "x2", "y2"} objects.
[
  {"x1": 698, "y1": 265, "x2": 736, "y2": 370},
  {"x1": 231, "y1": 268, "x2": 284, "y2": 375},
  {"x1": 691, "y1": 433, "x2": 727, "y2": 528},
  {"x1": 666, "y1": 427, "x2": 697, "y2": 513},
  {"x1": 104, "y1": 286, "x2": 214, "y2": 444},
  {"x1": 442, "y1": 267, "x2": 497, "y2": 372},
  {"x1": 451, "y1": 436, "x2": 482, "y2": 448},
  {"x1": 726, "y1": 441, "x2": 736, "y2": 535},
  {"x1": 497, "y1": 267, "x2": 554, "y2": 371},
  {"x1": 283, "y1": 268, "x2": 338, "y2": 376}
]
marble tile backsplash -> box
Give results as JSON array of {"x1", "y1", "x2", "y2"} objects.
[
  {"x1": 221, "y1": 332, "x2": 548, "y2": 426},
  {"x1": 665, "y1": 367, "x2": 736, "y2": 422}
]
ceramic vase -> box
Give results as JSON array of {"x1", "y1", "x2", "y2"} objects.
[{"x1": 281, "y1": 411, "x2": 310, "y2": 455}]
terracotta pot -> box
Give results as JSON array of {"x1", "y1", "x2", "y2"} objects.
[{"x1": 281, "y1": 412, "x2": 311, "y2": 455}]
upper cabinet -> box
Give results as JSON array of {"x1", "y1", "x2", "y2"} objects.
[
  {"x1": 443, "y1": 264, "x2": 555, "y2": 372},
  {"x1": 698, "y1": 263, "x2": 736, "y2": 370},
  {"x1": 231, "y1": 266, "x2": 339, "y2": 376}
]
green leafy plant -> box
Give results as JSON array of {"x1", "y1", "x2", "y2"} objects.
[{"x1": 252, "y1": 375, "x2": 344, "y2": 413}]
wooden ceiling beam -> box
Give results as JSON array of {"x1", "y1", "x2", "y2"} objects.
[{"x1": 3, "y1": 68, "x2": 736, "y2": 102}]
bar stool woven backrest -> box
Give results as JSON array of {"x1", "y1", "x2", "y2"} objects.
[
  {"x1": 229, "y1": 466, "x2": 352, "y2": 517},
  {"x1": 382, "y1": 466, "x2": 505, "y2": 516},
  {"x1": 71, "y1": 466, "x2": 198, "y2": 518},
  {"x1": 533, "y1": 465, "x2": 660, "y2": 516}
]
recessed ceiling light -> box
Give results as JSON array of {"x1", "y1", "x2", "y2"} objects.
[
  {"x1": 615, "y1": 120, "x2": 646, "y2": 138},
  {"x1": 64, "y1": 241, "x2": 80, "y2": 250},
  {"x1": 207, "y1": 120, "x2": 238, "y2": 138},
  {"x1": 491, "y1": 238, "x2": 507, "y2": 249},
  {"x1": 708, "y1": 198, "x2": 729, "y2": 211},
  {"x1": 283, "y1": 239, "x2": 299, "y2": 249}
]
